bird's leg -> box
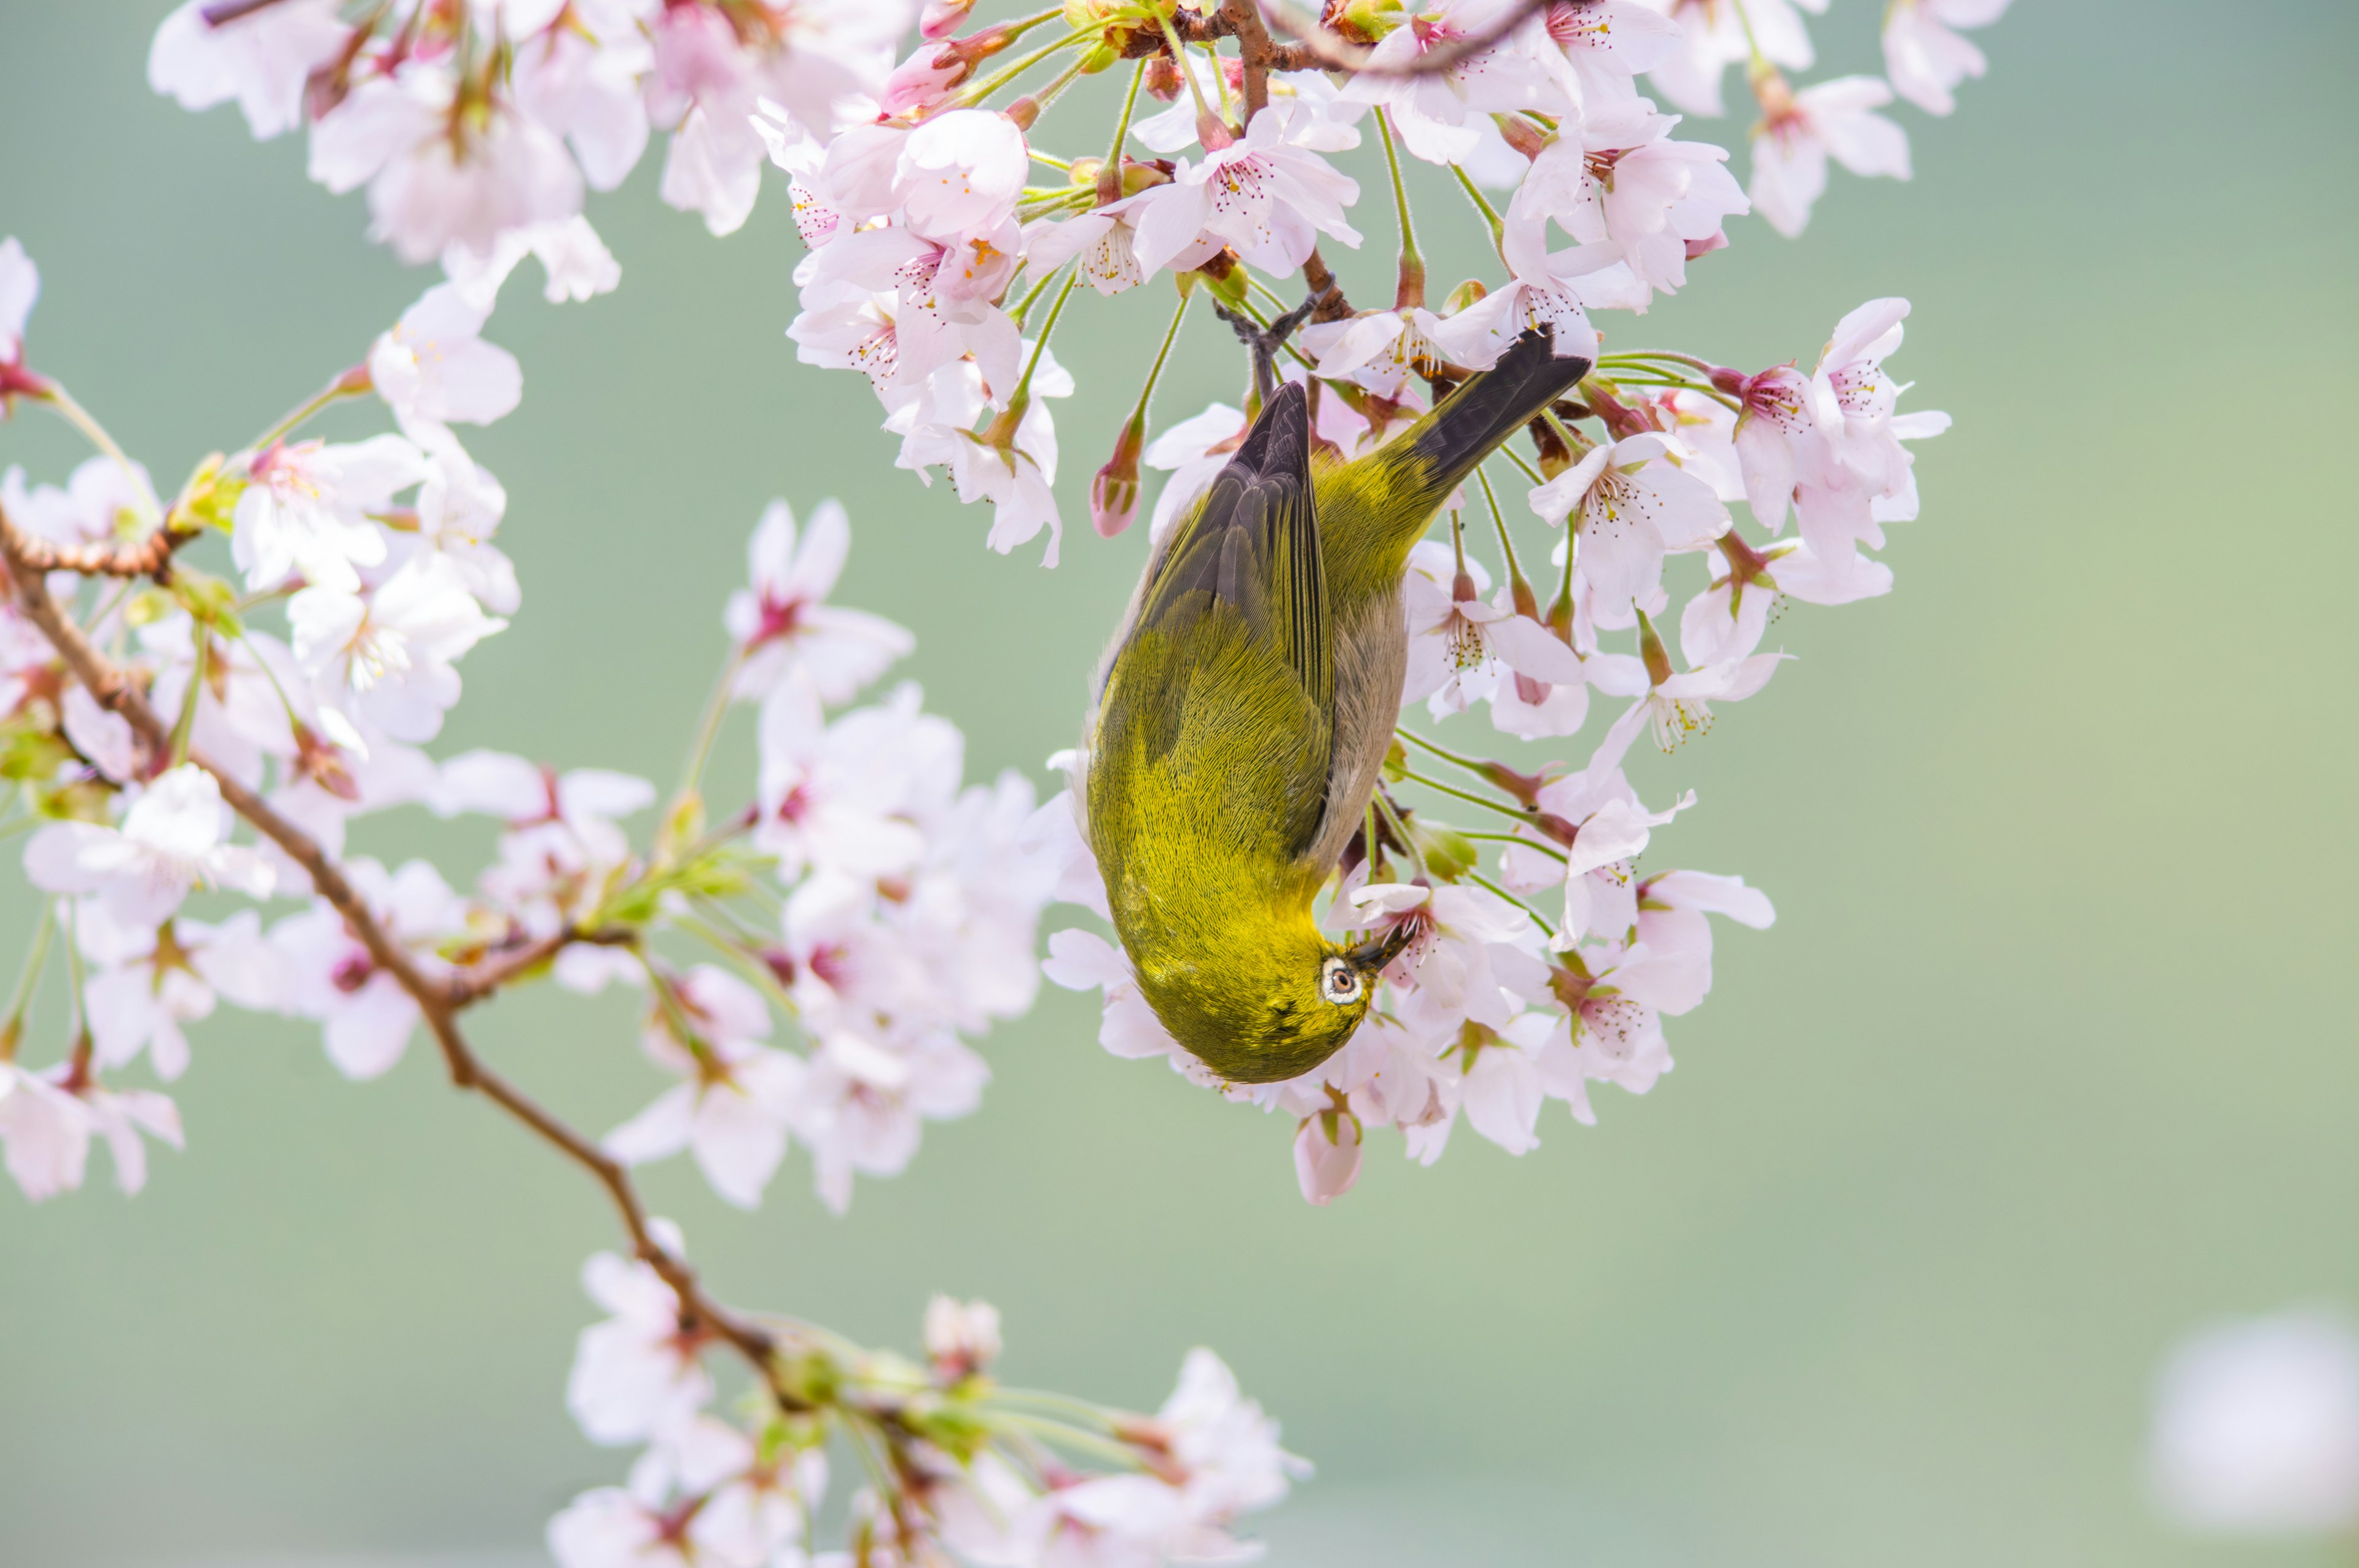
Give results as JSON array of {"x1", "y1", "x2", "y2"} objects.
[{"x1": 1212, "y1": 294, "x2": 1317, "y2": 407}]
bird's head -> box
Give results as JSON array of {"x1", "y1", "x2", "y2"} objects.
[{"x1": 1134, "y1": 915, "x2": 1415, "y2": 1086}]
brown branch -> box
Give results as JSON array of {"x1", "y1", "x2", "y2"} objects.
[
  {"x1": 1223, "y1": 0, "x2": 1280, "y2": 117},
  {"x1": 0, "y1": 509, "x2": 802, "y2": 1410},
  {"x1": 448, "y1": 924, "x2": 638, "y2": 1010},
  {"x1": 1256, "y1": 0, "x2": 1557, "y2": 76},
  {"x1": 1117, "y1": 10, "x2": 1316, "y2": 71},
  {"x1": 0, "y1": 502, "x2": 198, "y2": 580}
]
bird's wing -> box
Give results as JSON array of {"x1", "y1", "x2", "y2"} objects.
[{"x1": 1130, "y1": 381, "x2": 1331, "y2": 712}]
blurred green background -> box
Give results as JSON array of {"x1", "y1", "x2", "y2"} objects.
[{"x1": 2, "y1": 2, "x2": 2355, "y2": 1564}]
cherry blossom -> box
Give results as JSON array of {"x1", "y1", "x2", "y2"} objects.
[
  {"x1": 289, "y1": 547, "x2": 509, "y2": 745},
  {"x1": 0, "y1": 1062, "x2": 90, "y2": 1203},
  {"x1": 25, "y1": 766, "x2": 274, "y2": 929},
  {"x1": 606, "y1": 965, "x2": 805, "y2": 1211},
  {"x1": 1749, "y1": 76, "x2": 1911, "y2": 238},
  {"x1": 1340, "y1": 0, "x2": 1574, "y2": 166},
  {"x1": 147, "y1": 0, "x2": 352, "y2": 141},
  {"x1": 726, "y1": 498, "x2": 915, "y2": 704},
  {"x1": 1127, "y1": 101, "x2": 1363, "y2": 279},
  {"x1": 368, "y1": 282, "x2": 524, "y2": 435},
  {"x1": 1883, "y1": 0, "x2": 2009, "y2": 116},
  {"x1": 566, "y1": 1223, "x2": 716, "y2": 1446},
  {"x1": 270, "y1": 858, "x2": 467, "y2": 1080},
  {"x1": 1528, "y1": 433, "x2": 1730, "y2": 620},
  {"x1": 230, "y1": 434, "x2": 424, "y2": 594},
  {"x1": 0, "y1": 236, "x2": 38, "y2": 367}
]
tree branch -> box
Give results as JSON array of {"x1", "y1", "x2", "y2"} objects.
[
  {"x1": 1255, "y1": 0, "x2": 1558, "y2": 76},
  {"x1": 0, "y1": 502, "x2": 198, "y2": 580},
  {"x1": 0, "y1": 507, "x2": 802, "y2": 1410}
]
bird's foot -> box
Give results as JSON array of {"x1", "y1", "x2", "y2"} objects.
[{"x1": 1212, "y1": 294, "x2": 1316, "y2": 405}]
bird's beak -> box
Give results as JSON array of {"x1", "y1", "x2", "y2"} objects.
[{"x1": 1348, "y1": 922, "x2": 1416, "y2": 977}]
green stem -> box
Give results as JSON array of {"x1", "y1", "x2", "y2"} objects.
[
  {"x1": 673, "y1": 648, "x2": 742, "y2": 806},
  {"x1": 1449, "y1": 163, "x2": 1506, "y2": 251},
  {"x1": 1474, "y1": 467, "x2": 1525, "y2": 595},
  {"x1": 166, "y1": 632, "x2": 209, "y2": 767},
  {"x1": 249, "y1": 376, "x2": 367, "y2": 453},
  {"x1": 1598, "y1": 351, "x2": 1719, "y2": 375},
  {"x1": 1459, "y1": 829, "x2": 1568, "y2": 863},
  {"x1": 1495, "y1": 441, "x2": 1545, "y2": 487},
  {"x1": 1466, "y1": 870, "x2": 1552, "y2": 934},
  {"x1": 1375, "y1": 107, "x2": 1423, "y2": 305},
  {"x1": 1006, "y1": 262, "x2": 1066, "y2": 332},
  {"x1": 40, "y1": 386, "x2": 155, "y2": 526},
  {"x1": 1124, "y1": 286, "x2": 1193, "y2": 427},
  {"x1": 1158, "y1": 12, "x2": 1216, "y2": 122},
  {"x1": 1394, "y1": 725, "x2": 1498, "y2": 779},
  {"x1": 1007, "y1": 269, "x2": 1079, "y2": 413},
  {"x1": 1105, "y1": 55, "x2": 1147, "y2": 173},
  {"x1": 958, "y1": 29, "x2": 1086, "y2": 109},
  {"x1": 1203, "y1": 41, "x2": 1234, "y2": 123},
  {"x1": 2, "y1": 899, "x2": 57, "y2": 1051},
  {"x1": 1398, "y1": 766, "x2": 1543, "y2": 829}
]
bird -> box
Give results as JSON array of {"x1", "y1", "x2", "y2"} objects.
[{"x1": 1079, "y1": 316, "x2": 1594, "y2": 1083}]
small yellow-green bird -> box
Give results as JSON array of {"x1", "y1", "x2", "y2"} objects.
[{"x1": 1081, "y1": 322, "x2": 1593, "y2": 1083}]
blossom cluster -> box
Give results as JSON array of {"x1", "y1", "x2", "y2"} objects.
[
  {"x1": 153, "y1": 1, "x2": 2005, "y2": 566},
  {"x1": 555, "y1": 1247, "x2": 1305, "y2": 1567},
  {"x1": 0, "y1": 235, "x2": 1041, "y2": 1218},
  {"x1": 1041, "y1": 289, "x2": 1944, "y2": 1203},
  {"x1": 149, "y1": 0, "x2": 915, "y2": 271}
]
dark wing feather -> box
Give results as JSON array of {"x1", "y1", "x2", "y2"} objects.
[{"x1": 1133, "y1": 381, "x2": 1331, "y2": 711}]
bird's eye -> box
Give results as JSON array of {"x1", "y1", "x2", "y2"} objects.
[{"x1": 1320, "y1": 956, "x2": 1363, "y2": 1005}]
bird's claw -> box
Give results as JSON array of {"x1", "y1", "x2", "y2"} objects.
[{"x1": 1212, "y1": 294, "x2": 1316, "y2": 405}]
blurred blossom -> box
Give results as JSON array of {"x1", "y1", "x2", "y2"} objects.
[{"x1": 2152, "y1": 1309, "x2": 2359, "y2": 1534}]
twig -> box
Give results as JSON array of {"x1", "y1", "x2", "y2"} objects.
[
  {"x1": 0, "y1": 499, "x2": 194, "y2": 580},
  {"x1": 0, "y1": 505, "x2": 802, "y2": 1411},
  {"x1": 1255, "y1": 0, "x2": 1555, "y2": 76}
]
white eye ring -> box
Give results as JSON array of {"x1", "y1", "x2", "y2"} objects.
[{"x1": 1320, "y1": 956, "x2": 1362, "y2": 1005}]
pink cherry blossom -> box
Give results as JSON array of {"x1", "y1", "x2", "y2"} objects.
[
  {"x1": 606, "y1": 965, "x2": 804, "y2": 1211},
  {"x1": 1528, "y1": 433, "x2": 1730, "y2": 619},
  {"x1": 147, "y1": 0, "x2": 352, "y2": 140},
  {"x1": 1749, "y1": 76, "x2": 1911, "y2": 238},
  {"x1": 1884, "y1": 0, "x2": 2009, "y2": 116}
]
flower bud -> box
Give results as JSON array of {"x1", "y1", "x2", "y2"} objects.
[
  {"x1": 920, "y1": 0, "x2": 976, "y2": 39},
  {"x1": 923, "y1": 1294, "x2": 1003, "y2": 1381},
  {"x1": 1410, "y1": 817, "x2": 1479, "y2": 882},
  {"x1": 1006, "y1": 95, "x2": 1041, "y2": 130},
  {"x1": 1197, "y1": 109, "x2": 1236, "y2": 150},
  {"x1": 1441, "y1": 278, "x2": 1488, "y2": 315},
  {"x1": 1635, "y1": 607, "x2": 1675, "y2": 687},
  {"x1": 1091, "y1": 413, "x2": 1146, "y2": 538},
  {"x1": 1321, "y1": 0, "x2": 1394, "y2": 45},
  {"x1": 1144, "y1": 55, "x2": 1184, "y2": 102},
  {"x1": 1293, "y1": 1108, "x2": 1363, "y2": 1206},
  {"x1": 1496, "y1": 114, "x2": 1549, "y2": 162}
]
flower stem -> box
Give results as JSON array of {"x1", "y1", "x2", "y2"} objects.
[
  {"x1": 1475, "y1": 467, "x2": 1527, "y2": 604},
  {"x1": 1124, "y1": 285, "x2": 1193, "y2": 429},
  {"x1": 1375, "y1": 107, "x2": 1425, "y2": 309},
  {"x1": 1100, "y1": 56, "x2": 1148, "y2": 202},
  {"x1": 249, "y1": 371, "x2": 369, "y2": 453},
  {"x1": 1397, "y1": 766, "x2": 1541, "y2": 828},
  {"x1": 1459, "y1": 829, "x2": 1568, "y2": 864},
  {"x1": 959, "y1": 28, "x2": 1086, "y2": 109},
  {"x1": 1449, "y1": 163, "x2": 1506, "y2": 251},
  {"x1": 1007, "y1": 269, "x2": 1079, "y2": 414},
  {"x1": 1466, "y1": 869, "x2": 1552, "y2": 934},
  {"x1": 40, "y1": 386, "x2": 155, "y2": 526},
  {"x1": 1, "y1": 899, "x2": 57, "y2": 1055}
]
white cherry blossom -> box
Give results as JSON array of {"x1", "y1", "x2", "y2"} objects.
[
  {"x1": 25, "y1": 766, "x2": 274, "y2": 929},
  {"x1": 726, "y1": 499, "x2": 914, "y2": 704}
]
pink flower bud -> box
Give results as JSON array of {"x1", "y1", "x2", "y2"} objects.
[
  {"x1": 1197, "y1": 110, "x2": 1237, "y2": 150},
  {"x1": 1293, "y1": 1111, "x2": 1363, "y2": 1206},
  {"x1": 1090, "y1": 415, "x2": 1146, "y2": 539},
  {"x1": 920, "y1": 0, "x2": 977, "y2": 41}
]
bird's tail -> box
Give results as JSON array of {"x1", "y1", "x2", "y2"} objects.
[{"x1": 1403, "y1": 326, "x2": 1594, "y2": 494}]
